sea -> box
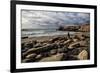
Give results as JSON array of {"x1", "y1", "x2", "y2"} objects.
[{"x1": 21, "y1": 29, "x2": 76, "y2": 38}]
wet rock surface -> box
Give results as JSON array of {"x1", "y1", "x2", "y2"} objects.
[{"x1": 21, "y1": 32, "x2": 90, "y2": 63}]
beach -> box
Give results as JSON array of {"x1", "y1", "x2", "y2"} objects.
[{"x1": 21, "y1": 32, "x2": 90, "y2": 63}]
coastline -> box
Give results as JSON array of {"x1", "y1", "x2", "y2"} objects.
[{"x1": 21, "y1": 32, "x2": 90, "y2": 63}]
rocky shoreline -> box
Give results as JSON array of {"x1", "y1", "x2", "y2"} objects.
[
  {"x1": 58, "y1": 24, "x2": 90, "y2": 32},
  {"x1": 21, "y1": 32, "x2": 90, "y2": 63}
]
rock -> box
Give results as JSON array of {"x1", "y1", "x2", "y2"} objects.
[
  {"x1": 63, "y1": 39, "x2": 73, "y2": 45},
  {"x1": 39, "y1": 53, "x2": 64, "y2": 62},
  {"x1": 79, "y1": 24, "x2": 90, "y2": 32},
  {"x1": 58, "y1": 25, "x2": 79, "y2": 31},
  {"x1": 26, "y1": 53, "x2": 37, "y2": 59},
  {"x1": 21, "y1": 43, "x2": 25, "y2": 50},
  {"x1": 22, "y1": 48, "x2": 40, "y2": 57},
  {"x1": 34, "y1": 43, "x2": 42, "y2": 48},
  {"x1": 71, "y1": 48, "x2": 80, "y2": 55},
  {"x1": 24, "y1": 42, "x2": 33, "y2": 49},
  {"x1": 68, "y1": 42, "x2": 80, "y2": 49},
  {"x1": 35, "y1": 54, "x2": 42, "y2": 59},
  {"x1": 32, "y1": 40, "x2": 37, "y2": 46},
  {"x1": 74, "y1": 33, "x2": 86, "y2": 40},
  {"x1": 22, "y1": 48, "x2": 28, "y2": 53},
  {"x1": 58, "y1": 48, "x2": 63, "y2": 53},
  {"x1": 43, "y1": 43, "x2": 58, "y2": 49},
  {"x1": 50, "y1": 37, "x2": 66, "y2": 43},
  {"x1": 80, "y1": 36, "x2": 85, "y2": 40},
  {"x1": 57, "y1": 43, "x2": 64, "y2": 48},
  {"x1": 77, "y1": 50, "x2": 88, "y2": 60},
  {"x1": 78, "y1": 41, "x2": 88, "y2": 47},
  {"x1": 73, "y1": 38, "x2": 79, "y2": 42},
  {"x1": 73, "y1": 35, "x2": 80, "y2": 40},
  {"x1": 50, "y1": 37, "x2": 60, "y2": 43},
  {"x1": 43, "y1": 43, "x2": 48, "y2": 46},
  {"x1": 55, "y1": 40, "x2": 64, "y2": 43},
  {"x1": 22, "y1": 59, "x2": 32, "y2": 63},
  {"x1": 66, "y1": 55, "x2": 78, "y2": 60},
  {"x1": 57, "y1": 48, "x2": 68, "y2": 53},
  {"x1": 22, "y1": 58, "x2": 35, "y2": 63},
  {"x1": 21, "y1": 36, "x2": 28, "y2": 39},
  {"x1": 42, "y1": 52, "x2": 50, "y2": 57},
  {"x1": 50, "y1": 49, "x2": 57, "y2": 55},
  {"x1": 23, "y1": 43, "x2": 59, "y2": 57}
]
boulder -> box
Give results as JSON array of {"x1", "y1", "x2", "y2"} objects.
[
  {"x1": 50, "y1": 37, "x2": 60, "y2": 43},
  {"x1": 35, "y1": 54, "x2": 43, "y2": 59},
  {"x1": 26, "y1": 53, "x2": 37, "y2": 59},
  {"x1": 50, "y1": 37, "x2": 66, "y2": 43},
  {"x1": 71, "y1": 48, "x2": 80, "y2": 55},
  {"x1": 78, "y1": 41, "x2": 88, "y2": 47},
  {"x1": 21, "y1": 36, "x2": 28, "y2": 39},
  {"x1": 77, "y1": 50, "x2": 88, "y2": 60},
  {"x1": 50, "y1": 49, "x2": 57, "y2": 55},
  {"x1": 34, "y1": 43, "x2": 42, "y2": 48},
  {"x1": 21, "y1": 43, "x2": 25, "y2": 50},
  {"x1": 66, "y1": 55, "x2": 78, "y2": 60},
  {"x1": 57, "y1": 48, "x2": 68, "y2": 53},
  {"x1": 22, "y1": 48, "x2": 40, "y2": 57},
  {"x1": 58, "y1": 48, "x2": 63, "y2": 53},
  {"x1": 32, "y1": 40, "x2": 37, "y2": 46},
  {"x1": 23, "y1": 43, "x2": 59, "y2": 57},
  {"x1": 73, "y1": 38, "x2": 79, "y2": 42},
  {"x1": 21, "y1": 48, "x2": 28, "y2": 53},
  {"x1": 22, "y1": 59, "x2": 32, "y2": 63},
  {"x1": 24, "y1": 42, "x2": 33, "y2": 49},
  {"x1": 42, "y1": 52, "x2": 50, "y2": 57},
  {"x1": 74, "y1": 33, "x2": 86, "y2": 40},
  {"x1": 63, "y1": 39, "x2": 73, "y2": 45},
  {"x1": 68, "y1": 42, "x2": 80, "y2": 49}
]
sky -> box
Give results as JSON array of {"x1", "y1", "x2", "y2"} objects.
[{"x1": 21, "y1": 10, "x2": 90, "y2": 29}]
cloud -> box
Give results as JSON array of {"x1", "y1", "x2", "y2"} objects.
[{"x1": 22, "y1": 10, "x2": 90, "y2": 29}]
